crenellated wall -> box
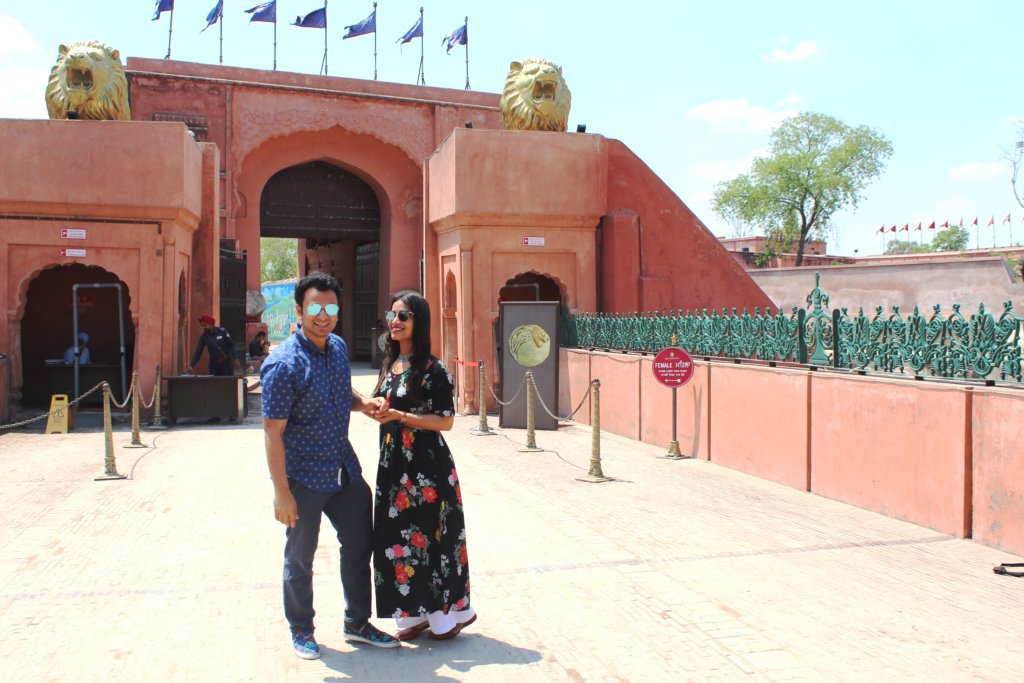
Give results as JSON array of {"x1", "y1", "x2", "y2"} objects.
[{"x1": 558, "y1": 348, "x2": 1024, "y2": 556}]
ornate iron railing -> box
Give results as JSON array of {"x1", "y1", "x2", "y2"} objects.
[{"x1": 561, "y1": 273, "x2": 1023, "y2": 383}]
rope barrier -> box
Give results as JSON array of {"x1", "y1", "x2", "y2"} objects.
[
  {"x1": 576, "y1": 379, "x2": 612, "y2": 483},
  {"x1": 469, "y1": 360, "x2": 496, "y2": 436},
  {"x1": 124, "y1": 370, "x2": 148, "y2": 449},
  {"x1": 532, "y1": 377, "x2": 593, "y2": 422},
  {"x1": 108, "y1": 373, "x2": 136, "y2": 410},
  {"x1": 0, "y1": 382, "x2": 105, "y2": 431},
  {"x1": 518, "y1": 372, "x2": 542, "y2": 452},
  {"x1": 96, "y1": 382, "x2": 126, "y2": 481},
  {"x1": 483, "y1": 369, "x2": 528, "y2": 407},
  {"x1": 149, "y1": 365, "x2": 167, "y2": 429}
]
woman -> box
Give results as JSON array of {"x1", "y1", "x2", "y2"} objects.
[{"x1": 369, "y1": 290, "x2": 476, "y2": 641}]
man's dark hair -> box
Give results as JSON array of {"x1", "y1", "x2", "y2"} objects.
[
  {"x1": 255, "y1": 330, "x2": 267, "y2": 338},
  {"x1": 294, "y1": 271, "x2": 342, "y2": 305}
]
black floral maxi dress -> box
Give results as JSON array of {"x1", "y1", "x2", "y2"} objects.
[{"x1": 372, "y1": 357, "x2": 471, "y2": 620}]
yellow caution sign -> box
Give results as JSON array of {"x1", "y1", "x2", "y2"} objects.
[{"x1": 45, "y1": 394, "x2": 73, "y2": 433}]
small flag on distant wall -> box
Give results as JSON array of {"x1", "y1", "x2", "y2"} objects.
[
  {"x1": 914, "y1": 222, "x2": 922, "y2": 231},
  {"x1": 927, "y1": 221, "x2": 936, "y2": 230},
  {"x1": 398, "y1": 15, "x2": 423, "y2": 44},
  {"x1": 987, "y1": 215, "x2": 995, "y2": 226},
  {"x1": 344, "y1": 9, "x2": 376, "y2": 39},
  {"x1": 941, "y1": 220, "x2": 949, "y2": 228},
  {"x1": 876, "y1": 225, "x2": 884, "y2": 235},
  {"x1": 246, "y1": 1, "x2": 277, "y2": 22},
  {"x1": 972, "y1": 217, "x2": 979, "y2": 226},
  {"x1": 203, "y1": 0, "x2": 223, "y2": 32},
  {"x1": 293, "y1": 6, "x2": 327, "y2": 28},
  {"x1": 889, "y1": 225, "x2": 896, "y2": 233},
  {"x1": 900, "y1": 224, "x2": 909, "y2": 232},
  {"x1": 443, "y1": 22, "x2": 467, "y2": 54},
  {"x1": 1004, "y1": 213, "x2": 1012, "y2": 224},
  {"x1": 153, "y1": 0, "x2": 174, "y2": 20}
]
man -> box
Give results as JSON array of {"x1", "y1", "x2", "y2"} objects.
[
  {"x1": 260, "y1": 271, "x2": 399, "y2": 659},
  {"x1": 248, "y1": 330, "x2": 272, "y2": 360},
  {"x1": 187, "y1": 314, "x2": 240, "y2": 376},
  {"x1": 63, "y1": 332, "x2": 91, "y2": 365}
]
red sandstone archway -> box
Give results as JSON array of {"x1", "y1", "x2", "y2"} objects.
[
  {"x1": 233, "y1": 126, "x2": 424, "y2": 317},
  {"x1": 19, "y1": 264, "x2": 135, "y2": 407}
]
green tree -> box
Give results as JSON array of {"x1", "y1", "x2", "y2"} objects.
[
  {"x1": 712, "y1": 112, "x2": 893, "y2": 266},
  {"x1": 884, "y1": 239, "x2": 931, "y2": 255},
  {"x1": 930, "y1": 226, "x2": 969, "y2": 252},
  {"x1": 260, "y1": 238, "x2": 297, "y2": 282}
]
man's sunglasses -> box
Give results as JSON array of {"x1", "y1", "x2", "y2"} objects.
[
  {"x1": 305, "y1": 303, "x2": 339, "y2": 316},
  {"x1": 385, "y1": 310, "x2": 414, "y2": 323}
]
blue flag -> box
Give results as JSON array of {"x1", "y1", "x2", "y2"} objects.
[
  {"x1": 245, "y1": 1, "x2": 277, "y2": 23},
  {"x1": 293, "y1": 6, "x2": 327, "y2": 28},
  {"x1": 343, "y1": 9, "x2": 376, "y2": 39},
  {"x1": 202, "y1": 0, "x2": 223, "y2": 32},
  {"x1": 153, "y1": 0, "x2": 174, "y2": 21},
  {"x1": 397, "y1": 15, "x2": 423, "y2": 45},
  {"x1": 442, "y1": 23, "x2": 467, "y2": 54}
]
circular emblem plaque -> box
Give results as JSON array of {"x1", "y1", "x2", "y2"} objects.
[{"x1": 508, "y1": 324, "x2": 551, "y2": 368}]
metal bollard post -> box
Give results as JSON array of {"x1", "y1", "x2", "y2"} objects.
[
  {"x1": 95, "y1": 382, "x2": 126, "y2": 481},
  {"x1": 577, "y1": 379, "x2": 612, "y2": 483},
  {"x1": 150, "y1": 364, "x2": 167, "y2": 429},
  {"x1": 125, "y1": 371, "x2": 147, "y2": 448},
  {"x1": 518, "y1": 371, "x2": 542, "y2": 452},
  {"x1": 470, "y1": 360, "x2": 495, "y2": 436}
]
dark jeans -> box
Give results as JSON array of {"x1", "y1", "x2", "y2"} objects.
[
  {"x1": 283, "y1": 474, "x2": 372, "y2": 635},
  {"x1": 209, "y1": 360, "x2": 233, "y2": 376}
]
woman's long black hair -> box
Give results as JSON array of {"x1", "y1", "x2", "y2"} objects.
[{"x1": 374, "y1": 290, "x2": 432, "y2": 402}]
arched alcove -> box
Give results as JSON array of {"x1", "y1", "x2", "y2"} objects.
[{"x1": 20, "y1": 264, "x2": 134, "y2": 407}]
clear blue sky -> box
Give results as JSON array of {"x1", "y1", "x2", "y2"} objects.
[{"x1": 2, "y1": 1, "x2": 1022, "y2": 256}]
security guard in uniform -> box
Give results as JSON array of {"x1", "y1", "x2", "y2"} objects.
[{"x1": 188, "y1": 314, "x2": 241, "y2": 376}]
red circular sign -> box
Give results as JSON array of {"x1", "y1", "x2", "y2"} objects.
[{"x1": 652, "y1": 347, "x2": 695, "y2": 387}]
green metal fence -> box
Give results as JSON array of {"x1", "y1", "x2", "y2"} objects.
[{"x1": 561, "y1": 273, "x2": 1023, "y2": 383}]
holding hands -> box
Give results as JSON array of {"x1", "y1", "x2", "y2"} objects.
[{"x1": 363, "y1": 396, "x2": 404, "y2": 425}]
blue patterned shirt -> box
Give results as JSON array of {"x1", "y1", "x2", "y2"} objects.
[{"x1": 260, "y1": 327, "x2": 361, "y2": 492}]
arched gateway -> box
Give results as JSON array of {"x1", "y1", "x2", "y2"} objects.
[{"x1": 260, "y1": 161, "x2": 381, "y2": 359}]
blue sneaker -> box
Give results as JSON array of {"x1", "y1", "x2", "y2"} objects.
[
  {"x1": 292, "y1": 630, "x2": 321, "y2": 660},
  {"x1": 343, "y1": 622, "x2": 400, "y2": 648}
]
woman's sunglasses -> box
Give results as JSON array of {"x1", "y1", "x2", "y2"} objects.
[
  {"x1": 305, "y1": 303, "x2": 339, "y2": 316},
  {"x1": 385, "y1": 310, "x2": 414, "y2": 323}
]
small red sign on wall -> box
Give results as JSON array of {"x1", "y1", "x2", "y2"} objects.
[
  {"x1": 61, "y1": 248, "x2": 87, "y2": 257},
  {"x1": 61, "y1": 228, "x2": 87, "y2": 239},
  {"x1": 652, "y1": 347, "x2": 695, "y2": 387},
  {"x1": 522, "y1": 236, "x2": 545, "y2": 246},
  {"x1": 67, "y1": 294, "x2": 96, "y2": 308}
]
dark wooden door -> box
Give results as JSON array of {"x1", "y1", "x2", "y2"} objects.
[
  {"x1": 219, "y1": 240, "x2": 247, "y2": 368},
  {"x1": 353, "y1": 242, "x2": 379, "y2": 360}
]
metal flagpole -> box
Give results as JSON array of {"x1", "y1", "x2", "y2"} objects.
[
  {"x1": 323, "y1": 1, "x2": 329, "y2": 75},
  {"x1": 418, "y1": 7, "x2": 425, "y2": 85},
  {"x1": 464, "y1": 16, "x2": 470, "y2": 90},
  {"x1": 273, "y1": 11, "x2": 278, "y2": 70},
  {"x1": 373, "y1": 2, "x2": 378, "y2": 80},
  {"x1": 219, "y1": 7, "x2": 224, "y2": 64},
  {"x1": 166, "y1": 7, "x2": 174, "y2": 59}
]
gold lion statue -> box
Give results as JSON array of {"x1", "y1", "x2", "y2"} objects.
[
  {"x1": 500, "y1": 58, "x2": 571, "y2": 132},
  {"x1": 45, "y1": 41, "x2": 130, "y2": 121}
]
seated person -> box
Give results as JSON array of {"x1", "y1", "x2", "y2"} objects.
[
  {"x1": 248, "y1": 330, "x2": 271, "y2": 360},
  {"x1": 63, "y1": 332, "x2": 91, "y2": 365}
]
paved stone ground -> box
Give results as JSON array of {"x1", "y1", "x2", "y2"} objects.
[{"x1": 2, "y1": 364, "x2": 1023, "y2": 682}]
